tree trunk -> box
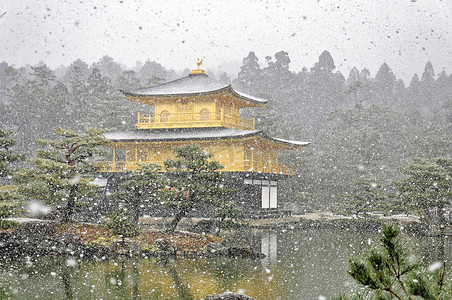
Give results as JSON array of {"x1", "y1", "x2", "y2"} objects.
[
  {"x1": 130, "y1": 197, "x2": 140, "y2": 225},
  {"x1": 63, "y1": 185, "x2": 78, "y2": 223},
  {"x1": 168, "y1": 209, "x2": 186, "y2": 233}
]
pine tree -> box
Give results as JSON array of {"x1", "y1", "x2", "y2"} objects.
[
  {"x1": 0, "y1": 129, "x2": 24, "y2": 217},
  {"x1": 336, "y1": 224, "x2": 450, "y2": 299},
  {"x1": 111, "y1": 163, "x2": 164, "y2": 224},
  {"x1": 233, "y1": 51, "x2": 262, "y2": 93},
  {"x1": 13, "y1": 128, "x2": 107, "y2": 222},
  {"x1": 0, "y1": 129, "x2": 23, "y2": 178},
  {"x1": 396, "y1": 158, "x2": 452, "y2": 233},
  {"x1": 341, "y1": 179, "x2": 389, "y2": 217},
  {"x1": 212, "y1": 199, "x2": 244, "y2": 234},
  {"x1": 161, "y1": 144, "x2": 231, "y2": 232},
  {"x1": 107, "y1": 209, "x2": 141, "y2": 244},
  {"x1": 374, "y1": 62, "x2": 397, "y2": 107}
]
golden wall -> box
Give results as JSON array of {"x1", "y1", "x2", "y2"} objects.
[{"x1": 106, "y1": 138, "x2": 283, "y2": 174}]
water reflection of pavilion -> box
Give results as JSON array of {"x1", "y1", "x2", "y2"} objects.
[{"x1": 261, "y1": 232, "x2": 278, "y2": 266}]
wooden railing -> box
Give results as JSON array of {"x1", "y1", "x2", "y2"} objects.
[
  {"x1": 244, "y1": 161, "x2": 294, "y2": 176},
  {"x1": 95, "y1": 161, "x2": 126, "y2": 173},
  {"x1": 136, "y1": 112, "x2": 255, "y2": 130},
  {"x1": 96, "y1": 161, "x2": 294, "y2": 175},
  {"x1": 95, "y1": 161, "x2": 152, "y2": 173},
  {"x1": 223, "y1": 115, "x2": 255, "y2": 130}
]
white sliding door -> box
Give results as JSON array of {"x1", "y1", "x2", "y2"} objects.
[
  {"x1": 270, "y1": 186, "x2": 278, "y2": 208},
  {"x1": 261, "y1": 185, "x2": 270, "y2": 209}
]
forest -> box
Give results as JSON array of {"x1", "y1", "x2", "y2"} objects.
[{"x1": 1, "y1": 50, "x2": 451, "y2": 217}]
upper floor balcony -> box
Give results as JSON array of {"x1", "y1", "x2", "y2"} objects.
[{"x1": 136, "y1": 111, "x2": 255, "y2": 130}]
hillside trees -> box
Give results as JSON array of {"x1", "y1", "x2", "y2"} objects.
[
  {"x1": 231, "y1": 50, "x2": 452, "y2": 211},
  {"x1": 373, "y1": 63, "x2": 398, "y2": 107},
  {"x1": 1, "y1": 52, "x2": 452, "y2": 214},
  {"x1": 233, "y1": 51, "x2": 262, "y2": 94},
  {"x1": 13, "y1": 128, "x2": 107, "y2": 222}
]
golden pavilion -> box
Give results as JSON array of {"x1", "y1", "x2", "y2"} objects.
[{"x1": 99, "y1": 61, "x2": 309, "y2": 216}]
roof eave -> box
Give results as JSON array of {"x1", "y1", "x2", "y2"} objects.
[
  {"x1": 120, "y1": 86, "x2": 270, "y2": 108},
  {"x1": 120, "y1": 86, "x2": 230, "y2": 98},
  {"x1": 104, "y1": 130, "x2": 262, "y2": 143},
  {"x1": 262, "y1": 134, "x2": 311, "y2": 149}
]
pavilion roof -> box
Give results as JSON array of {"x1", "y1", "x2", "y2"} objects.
[
  {"x1": 105, "y1": 127, "x2": 259, "y2": 142},
  {"x1": 120, "y1": 73, "x2": 268, "y2": 106},
  {"x1": 104, "y1": 127, "x2": 310, "y2": 148}
]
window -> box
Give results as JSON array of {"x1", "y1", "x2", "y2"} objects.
[
  {"x1": 200, "y1": 108, "x2": 210, "y2": 121},
  {"x1": 160, "y1": 110, "x2": 170, "y2": 122}
]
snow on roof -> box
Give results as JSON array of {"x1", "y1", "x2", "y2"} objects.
[
  {"x1": 231, "y1": 89, "x2": 268, "y2": 104},
  {"x1": 104, "y1": 128, "x2": 310, "y2": 150},
  {"x1": 270, "y1": 137, "x2": 311, "y2": 147},
  {"x1": 104, "y1": 127, "x2": 260, "y2": 142},
  {"x1": 121, "y1": 73, "x2": 228, "y2": 97},
  {"x1": 121, "y1": 73, "x2": 268, "y2": 105}
]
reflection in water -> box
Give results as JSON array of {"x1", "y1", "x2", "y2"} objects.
[
  {"x1": 261, "y1": 232, "x2": 278, "y2": 266},
  {"x1": 0, "y1": 229, "x2": 450, "y2": 299},
  {"x1": 61, "y1": 266, "x2": 73, "y2": 300},
  {"x1": 159, "y1": 257, "x2": 194, "y2": 300}
]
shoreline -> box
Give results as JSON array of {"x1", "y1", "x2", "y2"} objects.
[{"x1": 1, "y1": 213, "x2": 449, "y2": 260}]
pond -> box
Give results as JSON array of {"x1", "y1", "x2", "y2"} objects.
[{"x1": 0, "y1": 227, "x2": 450, "y2": 299}]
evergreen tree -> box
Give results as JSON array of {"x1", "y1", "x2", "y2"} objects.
[
  {"x1": 218, "y1": 72, "x2": 231, "y2": 85},
  {"x1": 0, "y1": 185, "x2": 23, "y2": 218},
  {"x1": 261, "y1": 51, "x2": 293, "y2": 95},
  {"x1": 8, "y1": 63, "x2": 61, "y2": 155},
  {"x1": 0, "y1": 129, "x2": 24, "y2": 178},
  {"x1": 92, "y1": 55, "x2": 123, "y2": 86},
  {"x1": 112, "y1": 163, "x2": 164, "y2": 224},
  {"x1": 421, "y1": 61, "x2": 435, "y2": 86},
  {"x1": 29, "y1": 65, "x2": 56, "y2": 88},
  {"x1": 81, "y1": 68, "x2": 128, "y2": 131},
  {"x1": 138, "y1": 59, "x2": 175, "y2": 86},
  {"x1": 396, "y1": 158, "x2": 452, "y2": 233},
  {"x1": 13, "y1": 128, "x2": 107, "y2": 222},
  {"x1": 117, "y1": 70, "x2": 141, "y2": 90},
  {"x1": 374, "y1": 63, "x2": 397, "y2": 107},
  {"x1": 303, "y1": 50, "x2": 346, "y2": 135},
  {"x1": 417, "y1": 61, "x2": 439, "y2": 119},
  {"x1": 340, "y1": 179, "x2": 389, "y2": 216},
  {"x1": 161, "y1": 144, "x2": 230, "y2": 232},
  {"x1": 0, "y1": 129, "x2": 24, "y2": 217},
  {"x1": 336, "y1": 224, "x2": 450, "y2": 299},
  {"x1": 233, "y1": 51, "x2": 262, "y2": 93},
  {"x1": 311, "y1": 50, "x2": 336, "y2": 73},
  {"x1": 213, "y1": 199, "x2": 244, "y2": 234},
  {"x1": 107, "y1": 209, "x2": 141, "y2": 244},
  {"x1": 62, "y1": 59, "x2": 90, "y2": 85}
]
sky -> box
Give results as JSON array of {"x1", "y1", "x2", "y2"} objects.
[{"x1": 1, "y1": 0, "x2": 451, "y2": 82}]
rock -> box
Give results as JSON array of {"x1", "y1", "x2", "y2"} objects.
[
  {"x1": 203, "y1": 242, "x2": 228, "y2": 255},
  {"x1": 191, "y1": 219, "x2": 215, "y2": 233},
  {"x1": 205, "y1": 291, "x2": 254, "y2": 300},
  {"x1": 153, "y1": 238, "x2": 176, "y2": 255}
]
